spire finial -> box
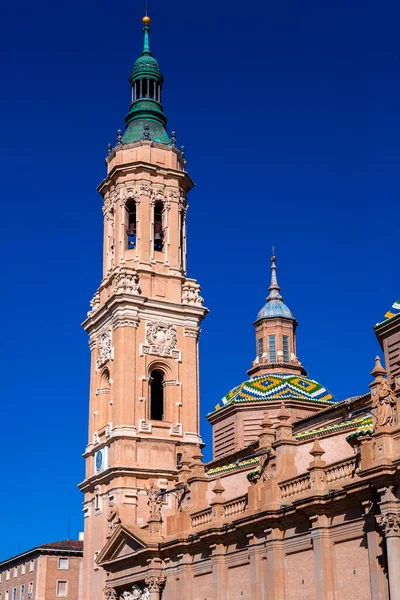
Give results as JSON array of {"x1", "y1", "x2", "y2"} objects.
[
  {"x1": 266, "y1": 249, "x2": 283, "y2": 302},
  {"x1": 142, "y1": 6, "x2": 151, "y2": 53}
]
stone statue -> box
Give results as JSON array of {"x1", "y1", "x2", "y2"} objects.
[
  {"x1": 145, "y1": 483, "x2": 162, "y2": 520},
  {"x1": 107, "y1": 500, "x2": 121, "y2": 536},
  {"x1": 141, "y1": 588, "x2": 150, "y2": 600},
  {"x1": 373, "y1": 379, "x2": 397, "y2": 427}
]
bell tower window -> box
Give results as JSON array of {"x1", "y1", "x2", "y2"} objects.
[
  {"x1": 150, "y1": 369, "x2": 164, "y2": 420},
  {"x1": 126, "y1": 200, "x2": 137, "y2": 250},
  {"x1": 257, "y1": 337, "x2": 264, "y2": 359},
  {"x1": 283, "y1": 335, "x2": 290, "y2": 362},
  {"x1": 154, "y1": 201, "x2": 164, "y2": 251},
  {"x1": 268, "y1": 335, "x2": 277, "y2": 363}
]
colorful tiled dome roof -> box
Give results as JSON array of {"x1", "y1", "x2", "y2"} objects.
[{"x1": 221, "y1": 374, "x2": 336, "y2": 407}]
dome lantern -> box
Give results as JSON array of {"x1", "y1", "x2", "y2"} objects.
[
  {"x1": 249, "y1": 251, "x2": 304, "y2": 378},
  {"x1": 122, "y1": 12, "x2": 170, "y2": 145}
]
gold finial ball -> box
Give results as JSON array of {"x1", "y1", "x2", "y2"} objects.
[{"x1": 142, "y1": 15, "x2": 151, "y2": 25}]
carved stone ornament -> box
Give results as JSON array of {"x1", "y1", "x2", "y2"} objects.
[
  {"x1": 145, "y1": 320, "x2": 177, "y2": 356},
  {"x1": 87, "y1": 291, "x2": 101, "y2": 317},
  {"x1": 140, "y1": 182, "x2": 152, "y2": 195},
  {"x1": 102, "y1": 196, "x2": 115, "y2": 223},
  {"x1": 168, "y1": 189, "x2": 180, "y2": 200},
  {"x1": 107, "y1": 500, "x2": 121, "y2": 537},
  {"x1": 104, "y1": 588, "x2": 117, "y2": 600},
  {"x1": 145, "y1": 483, "x2": 162, "y2": 520},
  {"x1": 113, "y1": 270, "x2": 141, "y2": 295},
  {"x1": 184, "y1": 329, "x2": 200, "y2": 339},
  {"x1": 376, "y1": 512, "x2": 400, "y2": 537},
  {"x1": 171, "y1": 422, "x2": 183, "y2": 436},
  {"x1": 372, "y1": 378, "x2": 397, "y2": 428},
  {"x1": 120, "y1": 187, "x2": 139, "y2": 208},
  {"x1": 145, "y1": 576, "x2": 165, "y2": 593},
  {"x1": 182, "y1": 279, "x2": 204, "y2": 306},
  {"x1": 97, "y1": 329, "x2": 112, "y2": 369}
]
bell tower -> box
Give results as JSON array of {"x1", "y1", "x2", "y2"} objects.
[{"x1": 79, "y1": 13, "x2": 207, "y2": 600}]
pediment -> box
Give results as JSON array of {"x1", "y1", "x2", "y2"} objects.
[{"x1": 97, "y1": 525, "x2": 149, "y2": 565}]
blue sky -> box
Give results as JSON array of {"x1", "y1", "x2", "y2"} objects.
[{"x1": 0, "y1": 0, "x2": 399, "y2": 559}]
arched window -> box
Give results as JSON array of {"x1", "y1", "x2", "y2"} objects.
[
  {"x1": 100, "y1": 368, "x2": 110, "y2": 389},
  {"x1": 150, "y1": 369, "x2": 164, "y2": 420},
  {"x1": 126, "y1": 200, "x2": 137, "y2": 250},
  {"x1": 154, "y1": 201, "x2": 164, "y2": 251}
]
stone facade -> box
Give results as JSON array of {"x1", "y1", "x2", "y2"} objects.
[{"x1": 0, "y1": 540, "x2": 83, "y2": 600}]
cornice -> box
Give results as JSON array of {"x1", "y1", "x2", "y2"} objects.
[
  {"x1": 206, "y1": 397, "x2": 333, "y2": 424},
  {"x1": 78, "y1": 465, "x2": 179, "y2": 493},
  {"x1": 82, "y1": 293, "x2": 207, "y2": 333},
  {"x1": 97, "y1": 161, "x2": 194, "y2": 196}
]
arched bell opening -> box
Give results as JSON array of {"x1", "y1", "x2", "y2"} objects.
[
  {"x1": 154, "y1": 201, "x2": 164, "y2": 252},
  {"x1": 126, "y1": 199, "x2": 137, "y2": 250}
]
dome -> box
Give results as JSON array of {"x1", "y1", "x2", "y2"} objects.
[
  {"x1": 221, "y1": 373, "x2": 336, "y2": 407},
  {"x1": 256, "y1": 299, "x2": 294, "y2": 321},
  {"x1": 130, "y1": 53, "x2": 164, "y2": 84}
]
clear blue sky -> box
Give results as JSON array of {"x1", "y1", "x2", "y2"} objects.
[{"x1": 1, "y1": 0, "x2": 399, "y2": 559}]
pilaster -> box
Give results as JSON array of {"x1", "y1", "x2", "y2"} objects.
[
  {"x1": 211, "y1": 543, "x2": 227, "y2": 600},
  {"x1": 310, "y1": 514, "x2": 336, "y2": 600},
  {"x1": 264, "y1": 527, "x2": 286, "y2": 600},
  {"x1": 247, "y1": 533, "x2": 265, "y2": 599},
  {"x1": 362, "y1": 500, "x2": 389, "y2": 600}
]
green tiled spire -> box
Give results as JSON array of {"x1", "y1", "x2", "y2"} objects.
[{"x1": 122, "y1": 14, "x2": 170, "y2": 145}]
